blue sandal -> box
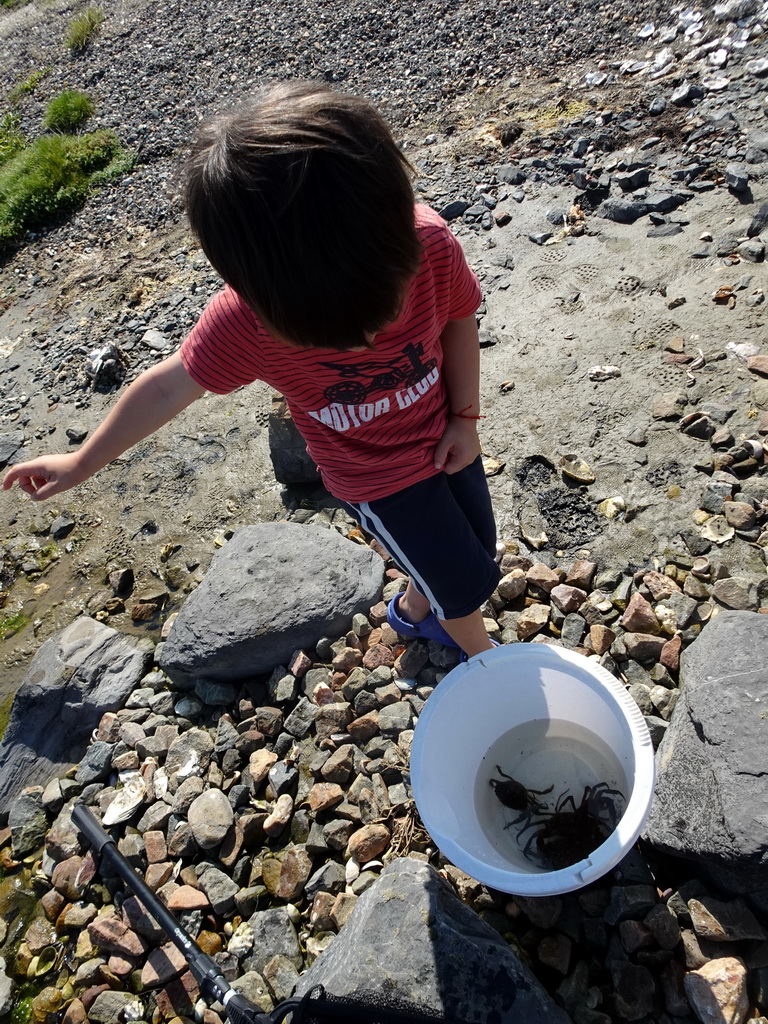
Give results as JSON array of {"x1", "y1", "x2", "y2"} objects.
[{"x1": 386, "y1": 592, "x2": 460, "y2": 649}]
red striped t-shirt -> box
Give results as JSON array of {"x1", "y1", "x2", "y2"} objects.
[{"x1": 179, "y1": 204, "x2": 482, "y2": 502}]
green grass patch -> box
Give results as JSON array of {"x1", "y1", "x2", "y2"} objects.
[
  {"x1": 8, "y1": 68, "x2": 51, "y2": 105},
  {"x1": 0, "y1": 112, "x2": 25, "y2": 168},
  {"x1": 0, "y1": 691, "x2": 14, "y2": 743},
  {"x1": 43, "y1": 89, "x2": 94, "y2": 132},
  {"x1": 0, "y1": 610, "x2": 30, "y2": 641},
  {"x1": 0, "y1": 129, "x2": 128, "y2": 250},
  {"x1": 66, "y1": 6, "x2": 104, "y2": 51},
  {"x1": 0, "y1": 0, "x2": 29, "y2": 8}
]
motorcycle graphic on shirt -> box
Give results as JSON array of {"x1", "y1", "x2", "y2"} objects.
[
  {"x1": 320, "y1": 342, "x2": 437, "y2": 404},
  {"x1": 307, "y1": 341, "x2": 440, "y2": 433}
]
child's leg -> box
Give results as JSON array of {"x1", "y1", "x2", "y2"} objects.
[
  {"x1": 341, "y1": 456, "x2": 500, "y2": 657},
  {"x1": 436, "y1": 608, "x2": 495, "y2": 657}
]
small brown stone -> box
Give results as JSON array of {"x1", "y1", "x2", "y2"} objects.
[
  {"x1": 748, "y1": 354, "x2": 768, "y2": 377},
  {"x1": 348, "y1": 712, "x2": 380, "y2": 744},
  {"x1": 362, "y1": 644, "x2": 395, "y2": 670},
  {"x1": 142, "y1": 942, "x2": 188, "y2": 987},
  {"x1": 40, "y1": 888, "x2": 66, "y2": 922},
  {"x1": 308, "y1": 783, "x2": 345, "y2": 813},
  {"x1": 660, "y1": 633, "x2": 683, "y2": 674},
  {"x1": 155, "y1": 970, "x2": 200, "y2": 1019},
  {"x1": 516, "y1": 603, "x2": 550, "y2": 639},
  {"x1": 145, "y1": 862, "x2": 174, "y2": 891},
  {"x1": 622, "y1": 592, "x2": 659, "y2": 633},
  {"x1": 144, "y1": 830, "x2": 168, "y2": 865},
  {"x1": 526, "y1": 562, "x2": 563, "y2": 592},
  {"x1": 332, "y1": 647, "x2": 363, "y2": 673},
  {"x1": 642, "y1": 570, "x2": 682, "y2": 600},
  {"x1": 589, "y1": 624, "x2": 616, "y2": 656},
  {"x1": 166, "y1": 884, "x2": 209, "y2": 912},
  {"x1": 346, "y1": 823, "x2": 390, "y2": 862}
]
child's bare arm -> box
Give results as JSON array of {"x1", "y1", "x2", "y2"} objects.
[
  {"x1": 2, "y1": 352, "x2": 206, "y2": 501},
  {"x1": 434, "y1": 314, "x2": 482, "y2": 474}
]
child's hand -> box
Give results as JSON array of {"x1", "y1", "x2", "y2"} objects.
[
  {"x1": 434, "y1": 417, "x2": 482, "y2": 475},
  {"x1": 2, "y1": 453, "x2": 87, "y2": 501}
]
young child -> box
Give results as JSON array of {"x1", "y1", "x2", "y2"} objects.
[{"x1": 2, "y1": 82, "x2": 501, "y2": 659}]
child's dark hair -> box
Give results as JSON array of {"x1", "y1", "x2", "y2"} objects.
[{"x1": 185, "y1": 81, "x2": 422, "y2": 350}]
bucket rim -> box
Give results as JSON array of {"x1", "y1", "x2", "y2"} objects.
[{"x1": 410, "y1": 643, "x2": 656, "y2": 896}]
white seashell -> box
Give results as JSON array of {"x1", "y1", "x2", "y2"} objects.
[
  {"x1": 153, "y1": 766, "x2": 169, "y2": 799},
  {"x1": 395, "y1": 678, "x2": 417, "y2": 692},
  {"x1": 742, "y1": 438, "x2": 763, "y2": 459},
  {"x1": 227, "y1": 921, "x2": 255, "y2": 958},
  {"x1": 700, "y1": 515, "x2": 735, "y2": 544},
  {"x1": 122, "y1": 999, "x2": 145, "y2": 1022},
  {"x1": 361, "y1": 860, "x2": 383, "y2": 872},
  {"x1": 102, "y1": 774, "x2": 147, "y2": 826},
  {"x1": 345, "y1": 857, "x2": 360, "y2": 884},
  {"x1": 599, "y1": 496, "x2": 626, "y2": 520},
  {"x1": 174, "y1": 696, "x2": 203, "y2": 718},
  {"x1": 176, "y1": 750, "x2": 201, "y2": 778}
]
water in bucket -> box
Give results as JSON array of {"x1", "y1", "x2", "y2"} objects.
[{"x1": 474, "y1": 717, "x2": 629, "y2": 874}]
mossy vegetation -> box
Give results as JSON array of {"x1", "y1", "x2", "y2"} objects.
[
  {"x1": 0, "y1": 690, "x2": 14, "y2": 743},
  {"x1": 0, "y1": 130, "x2": 124, "y2": 248},
  {"x1": 0, "y1": 609, "x2": 29, "y2": 641},
  {"x1": 0, "y1": 112, "x2": 25, "y2": 167},
  {"x1": 43, "y1": 89, "x2": 94, "y2": 132},
  {"x1": 8, "y1": 68, "x2": 51, "y2": 105},
  {"x1": 66, "y1": 6, "x2": 104, "y2": 52}
]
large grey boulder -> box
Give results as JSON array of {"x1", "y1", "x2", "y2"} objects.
[
  {"x1": 0, "y1": 617, "x2": 152, "y2": 822},
  {"x1": 294, "y1": 857, "x2": 570, "y2": 1024},
  {"x1": 158, "y1": 524, "x2": 384, "y2": 686},
  {"x1": 644, "y1": 610, "x2": 768, "y2": 894}
]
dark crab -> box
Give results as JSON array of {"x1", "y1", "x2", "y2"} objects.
[
  {"x1": 517, "y1": 781, "x2": 625, "y2": 871},
  {"x1": 489, "y1": 765, "x2": 553, "y2": 832}
]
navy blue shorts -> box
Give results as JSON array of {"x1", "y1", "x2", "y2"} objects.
[{"x1": 341, "y1": 455, "x2": 500, "y2": 620}]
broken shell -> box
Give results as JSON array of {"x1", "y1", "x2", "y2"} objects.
[
  {"x1": 345, "y1": 857, "x2": 361, "y2": 884},
  {"x1": 692, "y1": 556, "x2": 711, "y2": 577},
  {"x1": 520, "y1": 523, "x2": 548, "y2": 550},
  {"x1": 152, "y1": 765, "x2": 169, "y2": 800},
  {"x1": 176, "y1": 750, "x2": 201, "y2": 779},
  {"x1": 34, "y1": 946, "x2": 62, "y2": 977},
  {"x1": 482, "y1": 456, "x2": 505, "y2": 477},
  {"x1": 588, "y1": 365, "x2": 621, "y2": 381},
  {"x1": 599, "y1": 496, "x2": 626, "y2": 519},
  {"x1": 123, "y1": 999, "x2": 145, "y2": 1022},
  {"x1": 499, "y1": 380, "x2": 516, "y2": 394},
  {"x1": 700, "y1": 515, "x2": 735, "y2": 544},
  {"x1": 741, "y1": 438, "x2": 763, "y2": 460},
  {"x1": 227, "y1": 921, "x2": 255, "y2": 958},
  {"x1": 560, "y1": 454, "x2": 596, "y2": 484},
  {"x1": 102, "y1": 773, "x2": 147, "y2": 826}
]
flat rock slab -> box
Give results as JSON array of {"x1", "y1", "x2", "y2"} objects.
[
  {"x1": 158, "y1": 524, "x2": 384, "y2": 686},
  {"x1": 0, "y1": 617, "x2": 152, "y2": 820},
  {"x1": 295, "y1": 857, "x2": 570, "y2": 1024},
  {"x1": 644, "y1": 610, "x2": 768, "y2": 894}
]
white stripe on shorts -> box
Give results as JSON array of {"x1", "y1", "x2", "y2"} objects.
[{"x1": 354, "y1": 501, "x2": 447, "y2": 619}]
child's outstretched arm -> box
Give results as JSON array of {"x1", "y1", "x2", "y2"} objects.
[
  {"x1": 2, "y1": 352, "x2": 206, "y2": 501},
  {"x1": 434, "y1": 314, "x2": 483, "y2": 475}
]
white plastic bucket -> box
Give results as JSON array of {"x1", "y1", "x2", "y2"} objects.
[{"x1": 410, "y1": 643, "x2": 655, "y2": 896}]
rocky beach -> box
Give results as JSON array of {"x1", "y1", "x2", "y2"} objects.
[{"x1": 3, "y1": 0, "x2": 768, "y2": 1020}]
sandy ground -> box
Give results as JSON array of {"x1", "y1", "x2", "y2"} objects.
[{"x1": 2, "y1": 96, "x2": 768, "y2": 702}]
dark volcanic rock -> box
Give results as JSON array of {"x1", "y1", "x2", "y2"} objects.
[
  {"x1": 158, "y1": 524, "x2": 385, "y2": 685},
  {"x1": 644, "y1": 610, "x2": 768, "y2": 894},
  {"x1": 0, "y1": 618, "x2": 152, "y2": 821},
  {"x1": 295, "y1": 858, "x2": 570, "y2": 1023}
]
